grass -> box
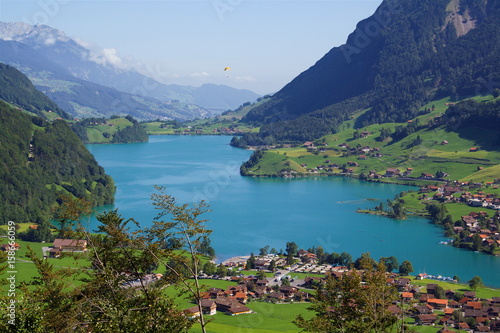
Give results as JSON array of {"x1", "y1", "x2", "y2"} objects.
[
  {"x1": 410, "y1": 277, "x2": 500, "y2": 299},
  {"x1": 190, "y1": 302, "x2": 313, "y2": 333}
]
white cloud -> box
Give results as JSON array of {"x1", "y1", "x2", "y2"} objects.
[
  {"x1": 190, "y1": 71, "x2": 210, "y2": 78},
  {"x1": 88, "y1": 47, "x2": 128, "y2": 69},
  {"x1": 73, "y1": 37, "x2": 91, "y2": 49},
  {"x1": 44, "y1": 36, "x2": 56, "y2": 46}
]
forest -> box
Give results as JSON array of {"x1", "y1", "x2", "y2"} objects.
[
  {"x1": 0, "y1": 100, "x2": 115, "y2": 224},
  {"x1": 233, "y1": 0, "x2": 500, "y2": 146}
]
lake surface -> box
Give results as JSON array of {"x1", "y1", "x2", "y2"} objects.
[{"x1": 86, "y1": 135, "x2": 500, "y2": 287}]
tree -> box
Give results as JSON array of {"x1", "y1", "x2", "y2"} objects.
[
  {"x1": 203, "y1": 261, "x2": 217, "y2": 276},
  {"x1": 286, "y1": 242, "x2": 298, "y2": 256},
  {"x1": 294, "y1": 265, "x2": 399, "y2": 332},
  {"x1": 380, "y1": 256, "x2": 399, "y2": 273},
  {"x1": 268, "y1": 259, "x2": 277, "y2": 272},
  {"x1": 339, "y1": 252, "x2": 353, "y2": 267},
  {"x1": 354, "y1": 252, "x2": 377, "y2": 270},
  {"x1": 256, "y1": 270, "x2": 266, "y2": 280},
  {"x1": 259, "y1": 245, "x2": 270, "y2": 256},
  {"x1": 247, "y1": 253, "x2": 256, "y2": 270},
  {"x1": 399, "y1": 260, "x2": 414, "y2": 276},
  {"x1": 468, "y1": 276, "x2": 484, "y2": 291},
  {"x1": 144, "y1": 186, "x2": 214, "y2": 333}
]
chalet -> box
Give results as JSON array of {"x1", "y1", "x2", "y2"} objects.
[
  {"x1": 426, "y1": 283, "x2": 438, "y2": 294},
  {"x1": 53, "y1": 239, "x2": 87, "y2": 252},
  {"x1": 385, "y1": 168, "x2": 401, "y2": 177},
  {"x1": 464, "y1": 308, "x2": 487, "y2": 319},
  {"x1": 401, "y1": 292, "x2": 414, "y2": 300},
  {"x1": 427, "y1": 298, "x2": 448, "y2": 309},
  {"x1": 416, "y1": 314, "x2": 437, "y2": 325},
  {"x1": 267, "y1": 292, "x2": 285, "y2": 302},
  {"x1": 464, "y1": 291, "x2": 477, "y2": 301},
  {"x1": 360, "y1": 131, "x2": 371, "y2": 137},
  {"x1": 0, "y1": 243, "x2": 20, "y2": 251},
  {"x1": 199, "y1": 300, "x2": 217, "y2": 315},
  {"x1": 414, "y1": 305, "x2": 433, "y2": 315},
  {"x1": 207, "y1": 288, "x2": 225, "y2": 298},
  {"x1": 395, "y1": 278, "x2": 411, "y2": 291},
  {"x1": 279, "y1": 286, "x2": 298, "y2": 297},
  {"x1": 358, "y1": 155, "x2": 367, "y2": 160},
  {"x1": 254, "y1": 259, "x2": 268, "y2": 270},
  {"x1": 439, "y1": 315, "x2": 455, "y2": 326},
  {"x1": 441, "y1": 140, "x2": 449, "y2": 145},
  {"x1": 387, "y1": 305, "x2": 402, "y2": 315},
  {"x1": 215, "y1": 298, "x2": 251, "y2": 315},
  {"x1": 184, "y1": 306, "x2": 201, "y2": 318},
  {"x1": 456, "y1": 322, "x2": 470, "y2": 330},
  {"x1": 303, "y1": 141, "x2": 314, "y2": 148},
  {"x1": 462, "y1": 216, "x2": 479, "y2": 229},
  {"x1": 48, "y1": 248, "x2": 62, "y2": 258},
  {"x1": 469, "y1": 147, "x2": 479, "y2": 152}
]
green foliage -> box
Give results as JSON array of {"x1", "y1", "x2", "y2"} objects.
[
  {"x1": 17, "y1": 220, "x2": 54, "y2": 242},
  {"x1": 468, "y1": 275, "x2": 484, "y2": 291},
  {"x1": 399, "y1": 260, "x2": 414, "y2": 276},
  {"x1": 71, "y1": 116, "x2": 148, "y2": 144},
  {"x1": 237, "y1": 0, "x2": 500, "y2": 144},
  {"x1": 0, "y1": 101, "x2": 114, "y2": 224},
  {"x1": 0, "y1": 63, "x2": 70, "y2": 119},
  {"x1": 294, "y1": 266, "x2": 399, "y2": 332}
]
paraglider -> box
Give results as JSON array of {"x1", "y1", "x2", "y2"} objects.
[{"x1": 224, "y1": 67, "x2": 231, "y2": 77}]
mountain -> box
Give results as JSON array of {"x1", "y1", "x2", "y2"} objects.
[
  {"x1": 239, "y1": 0, "x2": 500, "y2": 144},
  {"x1": 0, "y1": 64, "x2": 115, "y2": 223},
  {"x1": 0, "y1": 39, "x2": 211, "y2": 121},
  {"x1": 0, "y1": 22, "x2": 260, "y2": 113},
  {"x1": 0, "y1": 62, "x2": 70, "y2": 119}
]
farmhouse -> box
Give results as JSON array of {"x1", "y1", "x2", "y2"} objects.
[
  {"x1": 385, "y1": 168, "x2": 401, "y2": 177},
  {"x1": 53, "y1": 239, "x2": 88, "y2": 252}
]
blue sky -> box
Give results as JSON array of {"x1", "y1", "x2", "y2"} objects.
[{"x1": 1, "y1": 0, "x2": 382, "y2": 94}]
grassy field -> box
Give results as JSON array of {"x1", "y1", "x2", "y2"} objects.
[
  {"x1": 190, "y1": 302, "x2": 313, "y2": 333},
  {"x1": 143, "y1": 117, "x2": 258, "y2": 136},
  {"x1": 245, "y1": 95, "x2": 500, "y2": 184}
]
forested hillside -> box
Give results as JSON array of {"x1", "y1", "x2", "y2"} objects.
[
  {"x1": 71, "y1": 115, "x2": 149, "y2": 144},
  {"x1": 0, "y1": 100, "x2": 115, "y2": 224},
  {"x1": 237, "y1": 0, "x2": 500, "y2": 145},
  {"x1": 0, "y1": 63, "x2": 70, "y2": 120}
]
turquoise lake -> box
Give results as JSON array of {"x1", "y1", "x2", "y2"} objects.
[{"x1": 86, "y1": 135, "x2": 500, "y2": 287}]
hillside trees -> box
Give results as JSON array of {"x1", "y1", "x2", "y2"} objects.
[
  {"x1": 0, "y1": 101, "x2": 114, "y2": 224},
  {"x1": 294, "y1": 264, "x2": 399, "y2": 332},
  {"x1": 0, "y1": 188, "x2": 213, "y2": 333}
]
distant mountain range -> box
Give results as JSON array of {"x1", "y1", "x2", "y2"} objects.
[
  {"x1": 0, "y1": 22, "x2": 260, "y2": 120},
  {"x1": 239, "y1": 0, "x2": 500, "y2": 144}
]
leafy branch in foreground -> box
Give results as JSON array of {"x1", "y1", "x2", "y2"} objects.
[
  {"x1": 0, "y1": 188, "x2": 213, "y2": 333},
  {"x1": 294, "y1": 263, "x2": 399, "y2": 333},
  {"x1": 144, "y1": 185, "x2": 213, "y2": 333}
]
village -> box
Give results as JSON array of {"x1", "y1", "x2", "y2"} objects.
[
  {"x1": 192, "y1": 249, "x2": 500, "y2": 332},
  {"x1": 2, "y1": 236, "x2": 500, "y2": 332}
]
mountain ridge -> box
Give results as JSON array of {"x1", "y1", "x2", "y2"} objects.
[
  {"x1": 0, "y1": 21, "x2": 261, "y2": 114},
  {"x1": 239, "y1": 0, "x2": 500, "y2": 144}
]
